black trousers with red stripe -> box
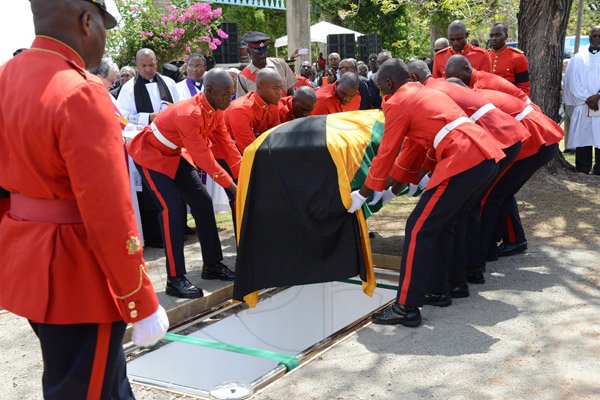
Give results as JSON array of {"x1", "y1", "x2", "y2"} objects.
[
  {"x1": 137, "y1": 158, "x2": 223, "y2": 277},
  {"x1": 29, "y1": 320, "x2": 133, "y2": 400},
  {"x1": 501, "y1": 198, "x2": 527, "y2": 246},
  {"x1": 443, "y1": 143, "x2": 522, "y2": 288},
  {"x1": 396, "y1": 159, "x2": 498, "y2": 307},
  {"x1": 479, "y1": 144, "x2": 559, "y2": 267}
]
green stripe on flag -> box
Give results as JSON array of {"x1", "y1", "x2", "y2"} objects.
[
  {"x1": 350, "y1": 120, "x2": 385, "y2": 218},
  {"x1": 163, "y1": 333, "x2": 301, "y2": 371},
  {"x1": 339, "y1": 278, "x2": 399, "y2": 291}
]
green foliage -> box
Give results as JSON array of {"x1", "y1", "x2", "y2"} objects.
[
  {"x1": 106, "y1": 0, "x2": 225, "y2": 67},
  {"x1": 568, "y1": 0, "x2": 600, "y2": 35}
]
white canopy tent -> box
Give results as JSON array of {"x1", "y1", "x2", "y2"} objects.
[{"x1": 274, "y1": 21, "x2": 363, "y2": 48}]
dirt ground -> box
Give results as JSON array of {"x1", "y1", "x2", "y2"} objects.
[{"x1": 2, "y1": 157, "x2": 600, "y2": 399}]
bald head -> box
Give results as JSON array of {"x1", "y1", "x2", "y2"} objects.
[
  {"x1": 135, "y1": 48, "x2": 158, "y2": 80},
  {"x1": 256, "y1": 68, "x2": 283, "y2": 105},
  {"x1": 434, "y1": 37, "x2": 449, "y2": 52},
  {"x1": 375, "y1": 58, "x2": 410, "y2": 97},
  {"x1": 203, "y1": 68, "x2": 234, "y2": 111},
  {"x1": 448, "y1": 20, "x2": 469, "y2": 53},
  {"x1": 292, "y1": 86, "x2": 316, "y2": 118},
  {"x1": 590, "y1": 26, "x2": 600, "y2": 51},
  {"x1": 30, "y1": 0, "x2": 107, "y2": 68},
  {"x1": 446, "y1": 77, "x2": 468, "y2": 87},
  {"x1": 444, "y1": 55, "x2": 473, "y2": 85},
  {"x1": 448, "y1": 20, "x2": 467, "y2": 35},
  {"x1": 335, "y1": 72, "x2": 359, "y2": 105},
  {"x1": 406, "y1": 59, "x2": 432, "y2": 84}
]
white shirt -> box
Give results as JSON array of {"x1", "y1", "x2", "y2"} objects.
[
  {"x1": 176, "y1": 78, "x2": 204, "y2": 102},
  {"x1": 563, "y1": 50, "x2": 600, "y2": 148},
  {"x1": 117, "y1": 74, "x2": 178, "y2": 126}
]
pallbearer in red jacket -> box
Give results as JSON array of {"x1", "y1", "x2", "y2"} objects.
[
  {"x1": 311, "y1": 72, "x2": 361, "y2": 115},
  {"x1": 0, "y1": 1, "x2": 167, "y2": 398},
  {"x1": 406, "y1": 60, "x2": 530, "y2": 295},
  {"x1": 445, "y1": 54, "x2": 533, "y2": 104},
  {"x1": 488, "y1": 23, "x2": 531, "y2": 95},
  {"x1": 432, "y1": 20, "x2": 492, "y2": 78},
  {"x1": 225, "y1": 68, "x2": 282, "y2": 154},
  {"x1": 278, "y1": 86, "x2": 317, "y2": 123},
  {"x1": 470, "y1": 86, "x2": 563, "y2": 277},
  {"x1": 445, "y1": 54, "x2": 540, "y2": 256},
  {"x1": 127, "y1": 69, "x2": 242, "y2": 299},
  {"x1": 349, "y1": 59, "x2": 505, "y2": 327}
]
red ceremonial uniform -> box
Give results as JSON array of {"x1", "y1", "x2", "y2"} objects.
[
  {"x1": 0, "y1": 36, "x2": 158, "y2": 324},
  {"x1": 278, "y1": 95, "x2": 295, "y2": 123},
  {"x1": 311, "y1": 82, "x2": 361, "y2": 116},
  {"x1": 224, "y1": 91, "x2": 281, "y2": 154},
  {"x1": 489, "y1": 46, "x2": 531, "y2": 95},
  {"x1": 425, "y1": 78, "x2": 530, "y2": 149},
  {"x1": 294, "y1": 73, "x2": 315, "y2": 89},
  {"x1": 469, "y1": 69, "x2": 532, "y2": 104},
  {"x1": 475, "y1": 88, "x2": 564, "y2": 160},
  {"x1": 364, "y1": 82, "x2": 505, "y2": 191},
  {"x1": 432, "y1": 42, "x2": 492, "y2": 78},
  {"x1": 127, "y1": 93, "x2": 242, "y2": 188}
]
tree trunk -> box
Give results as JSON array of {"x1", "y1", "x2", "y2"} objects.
[
  {"x1": 518, "y1": 0, "x2": 574, "y2": 173},
  {"x1": 518, "y1": 0, "x2": 573, "y2": 122}
]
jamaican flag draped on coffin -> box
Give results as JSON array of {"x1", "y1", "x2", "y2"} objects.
[{"x1": 234, "y1": 110, "x2": 386, "y2": 306}]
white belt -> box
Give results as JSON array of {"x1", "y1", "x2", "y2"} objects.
[
  {"x1": 151, "y1": 122, "x2": 178, "y2": 150},
  {"x1": 433, "y1": 116, "x2": 472, "y2": 148},
  {"x1": 515, "y1": 105, "x2": 534, "y2": 122},
  {"x1": 470, "y1": 103, "x2": 496, "y2": 122},
  {"x1": 525, "y1": 98, "x2": 532, "y2": 104}
]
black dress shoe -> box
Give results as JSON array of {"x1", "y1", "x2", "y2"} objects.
[
  {"x1": 371, "y1": 303, "x2": 421, "y2": 327},
  {"x1": 424, "y1": 292, "x2": 452, "y2": 307},
  {"x1": 201, "y1": 262, "x2": 235, "y2": 281},
  {"x1": 449, "y1": 283, "x2": 470, "y2": 298},
  {"x1": 466, "y1": 268, "x2": 485, "y2": 284},
  {"x1": 498, "y1": 241, "x2": 527, "y2": 257},
  {"x1": 166, "y1": 275, "x2": 203, "y2": 299}
]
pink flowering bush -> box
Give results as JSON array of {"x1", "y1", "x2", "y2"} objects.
[{"x1": 108, "y1": 0, "x2": 225, "y2": 66}]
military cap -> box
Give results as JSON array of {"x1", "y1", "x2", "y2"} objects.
[
  {"x1": 242, "y1": 31, "x2": 271, "y2": 53},
  {"x1": 82, "y1": 0, "x2": 118, "y2": 29}
]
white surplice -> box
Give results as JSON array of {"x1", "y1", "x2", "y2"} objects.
[
  {"x1": 563, "y1": 49, "x2": 600, "y2": 148},
  {"x1": 175, "y1": 78, "x2": 203, "y2": 102},
  {"x1": 116, "y1": 74, "x2": 178, "y2": 126}
]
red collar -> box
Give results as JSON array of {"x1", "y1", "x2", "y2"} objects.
[
  {"x1": 492, "y1": 45, "x2": 509, "y2": 55},
  {"x1": 250, "y1": 91, "x2": 269, "y2": 109},
  {"x1": 452, "y1": 42, "x2": 472, "y2": 55},
  {"x1": 197, "y1": 93, "x2": 216, "y2": 115},
  {"x1": 30, "y1": 36, "x2": 85, "y2": 68}
]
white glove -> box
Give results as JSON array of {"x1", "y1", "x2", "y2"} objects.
[
  {"x1": 407, "y1": 183, "x2": 420, "y2": 197},
  {"x1": 347, "y1": 190, "x2": 367, "y2": 213},
  {"x1": 381, "y1": 187, "x2": 396, "y2": 205},
  {"x1": 418, "y1": 174, "x2": 430, "y2": 190},
  {"x1": 132, "y1": 305, "x2": 169, "y2": 346},
  {"x1": 369, "y1": 188, "x2": 396, "y2": 206},
  {"x1": 368, "y1": 190, "x2": 384, "y2": 205}
]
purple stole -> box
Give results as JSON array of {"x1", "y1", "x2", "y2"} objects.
[{"x1": 186, "y1": 78, "x2": 202, "y2": 97}]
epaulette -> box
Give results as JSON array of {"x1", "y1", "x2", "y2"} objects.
[
  {"x1": 66, "y1": 59, "x2": 88, "y2": 79},
  {"x1": 510, "y1": 47, "x2": 525, "y2": 54}
]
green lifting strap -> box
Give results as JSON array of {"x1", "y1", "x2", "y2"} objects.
[
  {"x1": 339, "y1": 278, "x2": 399, "y2": 291},
  {"x1": 162, "y1": 333, "x2": 301, "y2": 371}
]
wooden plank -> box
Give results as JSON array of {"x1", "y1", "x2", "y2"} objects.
[{"x1": 372, "y1": 253, "x2": 401, "y2": 271}]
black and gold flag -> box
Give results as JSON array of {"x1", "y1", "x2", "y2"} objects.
[{"x1": 234, "y1": 110, "x2": 385, "y2": 306}]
